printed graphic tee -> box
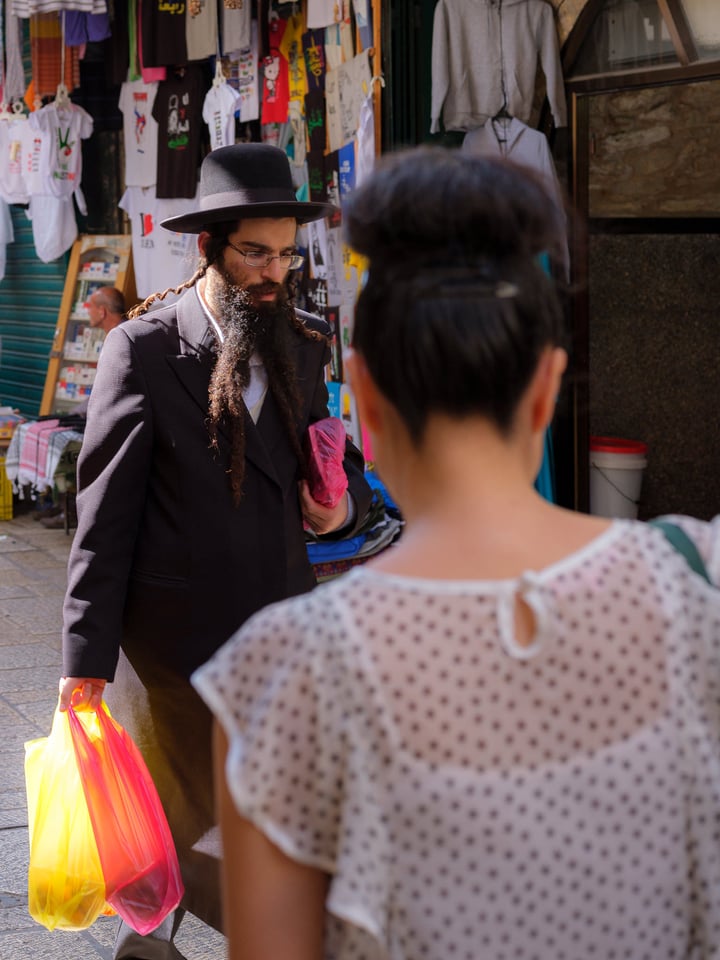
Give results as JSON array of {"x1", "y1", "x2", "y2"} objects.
[
  {"x1": 221, "y1": 0, "x2": 250, "y2": 55},
  {"x1": 141, "y1": 0, "x2": 187, "y2": 68},
  {"x1": 0, "y1": 118, "x2": 30, "y2": 203},
  {"x1": 234, "y1": 21, "x2": 260, "y2": 123},
  {"x1": 186, "y1": 0, "x2": 218, "y2": 62},
  {"x1": 261, "y1": 18, "x2": 290, "y2": 125},
  {"x1": 119, "y1": 79, "x2": 159, "y2": 187},
  {"x1": 202, "y1": 82, "x2": 242, "y2": 150},
  {"x1": 119, "y1": 185, "x2": 199, "y2": 297},
  {"x1": 29, "y1": 102, "x2": 94, "y2": 200},
  {"x1": 152, "y1": 65, "x2": 205, "y2": 199}
]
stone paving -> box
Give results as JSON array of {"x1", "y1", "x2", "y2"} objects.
[{"x1": 0, "y1": 510, "x2": 226, "y2": 960}]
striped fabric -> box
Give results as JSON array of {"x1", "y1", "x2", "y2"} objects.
[
  {"x1": 13, "y1": 0, "x2": 106, "y2": 17},
  {"x1": 4, "y1": 420, "x2": 84, "y2": 495},
  {"x1": 29, "y1": 13, "x2": 81, "y2": 98}
]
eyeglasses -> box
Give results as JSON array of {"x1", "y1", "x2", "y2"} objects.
[{"x1": 226, "y1": 240, "x2": 305, "y2": 271}]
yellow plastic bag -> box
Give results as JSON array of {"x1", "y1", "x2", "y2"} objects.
[{"x1": 24, "y1": 705, "x2": 112, "y2": 931}]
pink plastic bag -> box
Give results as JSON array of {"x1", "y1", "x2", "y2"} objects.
[
  {"x1": 67, "y1": 703, "x2": 184, "y2": 935},
  {"x1": 305, "y1": 416, "x2": 349, "y2": 508}
]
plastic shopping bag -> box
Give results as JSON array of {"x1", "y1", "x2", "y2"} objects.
[
  {"x1": 25, "y1": 706, "x2": 112, "y2": 931},
  {"x1": 304, "y1": 416, "x2": 349, "y2": 508},
  {"x1": 67, "y1": 702, "x2": 184, "y2": 936}
]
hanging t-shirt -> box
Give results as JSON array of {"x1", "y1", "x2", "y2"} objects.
[
  {"x1": 306, "y1": 0, "x2": 339, "y2": 29},
  {"x1": 323, "y1": 23, "x2": 343, "y2": 70},
  {"x1": 279, "y1": 12, "x2": 308, "y2": 107},
  {"x1": 152, "y1": 65, "x2": 206, "y2": 199},
  {"x1": 141, "y1": 0, "x2": 187, "y2": 68},
  {"x1": 0, "y1": 9, "x2": 5, "y2": 98},
  {"x1": 119, "y1": 185, "x2": 199, "y2": 297},
  {"x1": 305, "y1": 88, "x2": 325, "y2": 154},
  {"x1": 461, "y1": 118, "x2": 570, "y2": 279},
  {"x1": 27, "y1": 194, "x2": 77, "y2": 263},
  {"x1": 288, "y1": 99, "x2": 307, "y2": 166},
  {"x1": 234, "y1": 21, "x2": 260, "y2": 123},
  {"x1": 338, "y1": 139, "x2": 355, "y2": 202},
  {"x1": 21, "y1": 121, "x2": 45, "y2": 195},
  {"x1": 303, "y1": 28, "x2": 326, "y2": 94},
  {"x1": 186, "y1": 0, "x2": 218, "y2": 63},
  {"x1": 221, "y1": 0, "x2": 250, "y2": 56},
  {"x1": 354, "y1": 90, "x2": 375, "y2": 187},
  {"x1": 261, "y1": 18, "x2": 290, "y2": 125},
  {"x1": 29, "y1": 102, "x2": 94, "y2": 201},
  {"x1": 119, "y1": 79, "x2": 159, "y2": 187},
  {"x1": 64, "y1": 11, "x2": 111, "y2": 44},
  {"x1": 202, "y1": 82, "x2": 242, "y2": 150},
  {"x1": 0, "y1": 118, "x2": 30, "y2": 204}
]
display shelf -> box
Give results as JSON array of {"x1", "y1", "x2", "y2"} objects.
[{"x1": 40, "y1": 235, "x2": 137, "y2": 416}]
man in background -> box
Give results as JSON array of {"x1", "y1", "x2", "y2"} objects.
[
  {"x1": 38, "y1": 287, "x2": 127, "y2": 528},
  {"x1": 86, "y1": 285, "x2": 126, "y2": 334}
]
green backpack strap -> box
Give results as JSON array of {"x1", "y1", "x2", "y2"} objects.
[{"x1": 649, "y1": 519, "x2": 712, "y2": 585}]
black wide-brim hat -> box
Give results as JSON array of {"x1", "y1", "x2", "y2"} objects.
[{"x1": 160, "y1": 143, "x2": 336, "y2": 233}]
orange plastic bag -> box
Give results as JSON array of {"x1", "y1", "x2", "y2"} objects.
[
  {"x1": 67, "y1": 702, "x2": 184, "y2": 935},
  {"x1": 25, "y1": 706, "x2": 114, "y2": 931}
]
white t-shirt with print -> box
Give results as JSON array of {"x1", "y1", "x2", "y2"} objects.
[
  {"x1": 29, "y1": 102, "x2": 93, "y2": 199},
  {"x1": 119, "y1": 186, "x2": 199, "y2": 298},
  {"x1": 119, "y1": 79, "x2": 159, "y2": 188},
  {"x1": 0, "y1": 118, "x2": 30, "y2": 203},
  {"x1": 21, "y1": 121, "x2": 44, "y2": 196},
  {"x1": 186, "y1": 0, "x2": 218, "y2": 62},
  {"x1": 202, "y1": 82, "x2": 242, "y2": 150},
  {"x1": 233, "y1": 20, "x2": 260, "y2": 123},
  {"x1": 221, "y1": 0, "x2": 250, "y2": 56},
  {"x1": 27, "y1": 194, "x2": 77, "y2": 263}
]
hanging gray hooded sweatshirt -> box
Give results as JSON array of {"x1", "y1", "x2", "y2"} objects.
[{"x1": 430, "y1": 0, "x2": 567, "y2": 133}]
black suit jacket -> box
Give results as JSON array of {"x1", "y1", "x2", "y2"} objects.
[{"x1": 61, "y1": 288, "x2": 371, "y2": 927}]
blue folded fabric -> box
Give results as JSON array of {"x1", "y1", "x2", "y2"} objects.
[{"x1": 307, "y1": 533, "x2": 366, "y2": 563}]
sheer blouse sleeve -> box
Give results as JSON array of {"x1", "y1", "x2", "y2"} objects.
[
  {"x1": 192, "y1": 585, "x2": 392, "y2": 954},
  {"x1": 192, "y1": 592, "x2": 348, "y2": 871}
]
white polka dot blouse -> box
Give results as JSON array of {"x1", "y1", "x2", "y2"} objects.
[{"x1": 193, "y1": 515, "x2": 720, "y2": 960}]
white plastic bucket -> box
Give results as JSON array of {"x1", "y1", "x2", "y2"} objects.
[{"x1": 589, "y1": 436, "x2": 648, "y2": 519}]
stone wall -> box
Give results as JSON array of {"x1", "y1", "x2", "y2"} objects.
[{"x1": 588, "y1": 81, "x2": 720, "y2": 216}]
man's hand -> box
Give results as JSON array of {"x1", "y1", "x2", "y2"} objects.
[
  {"x1": 299, "y1": 480, "x2": 350, "y2": 535},
  {"x1": 58, "y1": 676, "x2": 107, "y2": 712}
]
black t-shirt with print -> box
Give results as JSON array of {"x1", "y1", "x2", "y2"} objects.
[
  {"x1": 141, "y1": 0, "x2": 187, "y2": 69},
  {"x1": 153, "y1": 65, "x2": 206, "y2": 199}
]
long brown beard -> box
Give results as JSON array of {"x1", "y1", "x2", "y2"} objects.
[{"x1": 207, "y1": 271, "x2": 308, "y2": 505}]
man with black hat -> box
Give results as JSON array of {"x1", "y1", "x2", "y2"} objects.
[{"x1": 56, "y1": 144, "x2": 372, "y2": 960}]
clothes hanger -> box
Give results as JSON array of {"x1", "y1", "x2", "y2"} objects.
[
  {"x1": 54, "y1": 83, "x2": 70, "y2": 108},
  {"x1": 491, "y1": 102, "x2": 512, "y2": 143},
  {"x1": 213, "y1": 58, "x2": 226, "y2": 87}
]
